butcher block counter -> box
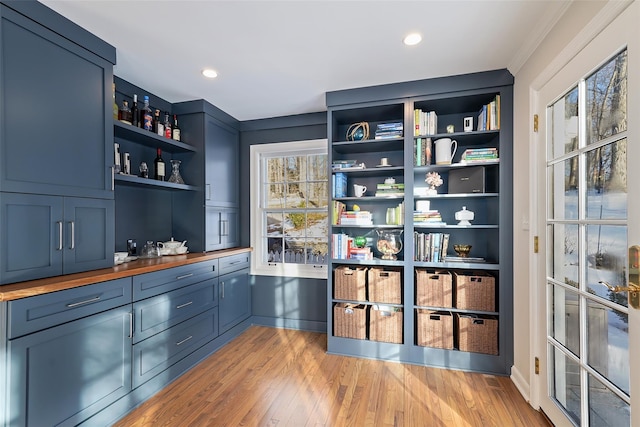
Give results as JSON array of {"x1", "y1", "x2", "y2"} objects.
[{"x1": 0, "y1": 247, "x2": 252, "y2": 301}]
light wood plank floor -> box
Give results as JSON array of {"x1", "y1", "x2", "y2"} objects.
[{"x1": 114, "y1": 326, "x2": 551, "y2": 427}]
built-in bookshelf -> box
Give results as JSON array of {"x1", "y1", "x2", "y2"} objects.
[{"x1": 326, "y1": 70, "x2": 514, "y2": 374}]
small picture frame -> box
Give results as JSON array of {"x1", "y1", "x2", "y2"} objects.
[{"x1": 464, "y1": 117, "x2": 473, "y2": 132}]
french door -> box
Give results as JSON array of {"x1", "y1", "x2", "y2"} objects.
[{"x1": 535, "y1": 3, "x2": 639, "y2": 426}]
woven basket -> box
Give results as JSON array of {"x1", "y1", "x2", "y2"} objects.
[
  {"x1": 457, "y1": 314, "x2": 498, "y2": 355},
  {"x1": 454, "y1": 271, "x2": 495, "y2": 311},
  {"x1": 416, "y1": 310, "x2": 454, "y2": 349},
  {"x1": 369, "y1": 305, "x2": 403, "y2": 344},
  {"x1": 416, "y1": 269, "x2": 452, "y2": 307},
  {"x1": 333, "y1": 303, "x2": 367, "y2": 339},
  {"x1": 368, "y1": 267, "x2": 402, "y2": 304},
  {"x1": 334, "y1": 266, "x2": 367, "y2": 301}
]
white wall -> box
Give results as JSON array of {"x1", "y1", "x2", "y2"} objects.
[{"x1": 511, "y1": 0, "x2": 610, "y2": 402}]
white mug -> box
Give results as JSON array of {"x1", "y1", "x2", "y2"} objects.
[
  {"x1": 353, "y1": 184, "x2": 367, "y2": 197},
  {"x1": 434, "y1": 138, "x2": 458, "y2": 165}
]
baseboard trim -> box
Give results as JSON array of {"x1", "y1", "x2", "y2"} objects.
[
  {"x1": 251, "y1": 316, "x2": 326, "y2": 333},
  {"x1": 510, "y1": 365, "x2": 531, "y2": 405}
]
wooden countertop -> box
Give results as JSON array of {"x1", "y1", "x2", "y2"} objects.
[{"x1": 0, "y1": 247, "x2": 252, "y2": 302}]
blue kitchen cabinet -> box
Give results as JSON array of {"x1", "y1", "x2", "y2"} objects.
[
  {"x1": 0, "y1": 193, "x2": 115, "y2": 284},
  {"x1": 218, "y1": 254, "x2": 251, "y2": 334},
  {"x1": 205, "y1": 206, "x2": 239, "y2": 252},
  {"x1": 0, "y1": 4, "x2": 115, "y2": 200}
]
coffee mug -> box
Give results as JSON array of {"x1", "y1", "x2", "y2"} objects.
[
  {"x1": 434, "y1": 138, "x2": 458, "y2": 165},
  {"x1": 353, "y1": 184, "x2": 367, "y2": 197}
]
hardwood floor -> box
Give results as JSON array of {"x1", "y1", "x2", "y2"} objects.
[{"x1": 114, "y1": 326, "x2": 551, "y2": 427}]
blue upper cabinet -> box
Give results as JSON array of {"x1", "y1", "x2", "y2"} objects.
[{"x1": 0, "y1": 3, "x2": 116, "y2": 199}]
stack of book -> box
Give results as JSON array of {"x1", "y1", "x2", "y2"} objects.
[
  {"x1": 461, "y1": 148, "x2": 498, "y2": 163},
  {"x1": 349, "y1": 246, "x2": 374, "y2": 260},
  {"x1": 331, "y1": 234, "x2": 374, "y2": 260},
  {"x1": 414, "y1": 109, "x2": 438, "y2": 135},
  {"x1": 413, "y1": 210, "x2": 445, "y2": 226},
  {"x1": 332, "y1": 200, "x2": 346, "y2": 225},
  {"x1": 476, "y1": 95, "x2": 501, "y2": 131},
  {"x1": 414, "y1": 232, "x2": 450, "y2": 262},
  {"x1": 339, "y1": 210, "x2": 373, "y2": 226},
  {"x1": 374, "y1": 122, "x2": 403, "y2": 139},
  {"x1": 413, "y1": 137, "x2": 433, "y2": 166},
  {"x1": 332, "y1": 159, "x2": 365, "y2": 170},
  {"x1": 374, "y1": 183, "x2": 404, "y2": 197},
  {"x1": 332, "y1": 172, "x2": 347, "y2": 198}
]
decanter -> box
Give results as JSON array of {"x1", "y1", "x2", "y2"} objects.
[{"x1": 168, "y1": 159, "x2": 185, "y2": 184}]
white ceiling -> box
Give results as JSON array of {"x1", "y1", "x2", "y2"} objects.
[{"x1": 40, "y1": 0, "x2": 571, "y2": 122}]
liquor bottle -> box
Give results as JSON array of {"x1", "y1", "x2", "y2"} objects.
[
  {"x1": 118, "y1": 100, "x2": 132, "y2": 125},
  {"x1": 141, "y1": 96, "x2": 153, "y2": 131},
  {"x1": 155, "y1": 109, "x2": 164, "y2": 136},
  {"x1": 112, "y1": 83, "x2": 118, "y2": 120},
  {"x1": 132, "y1": 94, "x2": 139, "y2": 127},
  {"x1": 172, "y1": 114, "x2": 181, "y2": 141},
  {"x1": 164, "y1": 113, "x2": 172, "y2": 139},
  {"x1": 154, "y1": 148, "x2": 165, "y2": 181}
]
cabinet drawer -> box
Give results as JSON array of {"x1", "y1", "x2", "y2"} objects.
[
  {"x1": 132, "y1": 307, "x2": 218, "y2": 388},
  {"x1": 8, "y1": 277, "x2": 132, "y2": 339},
  {"x1": 133, "y1": 278, "x2": 218, "y2": 343},
  {"x1": 133, "y1": 259, "x2": 218, "y2": 301},
  {"x1": 219, "y1": 252, "x2": 250, "y2": 275}
]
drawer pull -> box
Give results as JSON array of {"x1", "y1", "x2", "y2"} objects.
[
  {"x1": 176, "y1": 335, "x2": 193, "y2": 346},
  {"x1": 176, "y1": 301, "x2": 193, "y2": 309},
  {"x1": 176, "y1": 273, "x2": 194, "y2": 280},
  {"x1": 57, "y1": 221, "x2": 63, "y2": 251},
  {"x1": 66, "y1": 295, "x2": 101, "y2": 308},
  {"x1": 228, "y1": 260, "x2": 242, "y2": 265}
]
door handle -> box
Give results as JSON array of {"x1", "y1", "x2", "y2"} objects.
[
  {"x1": 206, "y1": 183, "x2": 211, "y2": 200},
  {"x1": 69, "y1": 221, "x2": 75, "y2": 250},
  {"x1": 56, "y1": 221, "x2": 63, "y2": 250},
  {"x1": 599, "y1": 281, "x2": 640, "y2": 309}
]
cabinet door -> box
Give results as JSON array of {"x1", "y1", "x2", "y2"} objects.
[
  {"x1": 0, "y1": 7, "x2": 113, "y2": 199},
  {"x1": 6, "y1": 306, "x2": 132, "y2": 427},
  {"x1": 63, "y1": 197, "x2": 115, "y2": 274},
  {"x1": 205, "y1": 207, "x2": 239, "y2": 251},
  {"x1": 0, "y1": 192, "x2": 63, "y2": 283},
  {"x1": 219, "y1": 268, "x2": 251, "y2": 334},
  {"x1": 204, "y1": 117, "x2": 239, "y2": 207}
]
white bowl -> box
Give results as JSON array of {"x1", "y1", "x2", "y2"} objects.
[
  {"x1": 115, "y1": 252, "x2": 128, "y2": 262},
  {"x1": 175, "y1": 246, "x2": 188, "y2": 254}
]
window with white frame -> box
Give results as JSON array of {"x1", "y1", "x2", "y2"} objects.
[{"x1": 250, "y1": 139, "x2": 328, "y2": 279}]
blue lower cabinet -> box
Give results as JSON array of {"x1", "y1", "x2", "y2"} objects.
[
  {"x1": 219, "y1": 268, "x2": 251, "y2": 334},
  {"x1": 132, "y1": 307, "x2": 218, "y2": 388},
  {"x1": 6, "y1": 306, "x2": 132, "y2": 427}
]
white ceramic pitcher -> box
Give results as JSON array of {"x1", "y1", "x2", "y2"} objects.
[{"x1": 434, "y1": 138, "x2": 457, "y2": 165}]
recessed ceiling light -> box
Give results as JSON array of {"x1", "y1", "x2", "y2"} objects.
[
  {"x1": 403, "y1": 33, "x2": 422, "y2": 46},
  {"x1": 202, "y1": 69, "x2": 218, "y2": 78}
]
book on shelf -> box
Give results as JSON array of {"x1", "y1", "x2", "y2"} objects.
[
  {"x1": 349, "y1": 246, "x2": 374, "y2": 260},
  {"x1": 413, "y1": 210, "x2": 442, "y2": 222},
  {"x1": 476, "y1": 95, "x2": 501, "y2": 131},
  {"x1": 444, "y1": 256, "x2": 486, "y2": 263},
  {"x1": 332, "y1": 200, "x2": 346, "y2": 225},
  {"x1": 414, "y1": 109, "x2": 438, "y2": 136},
  {"x1": 376, "y1": 183, "x2": 405, "y2": 190},
  {"x1": 374, "y1": 191, "x2": 404, "y2": 197},
  {"x1": 375, "y1": 122, "x2": 403, "y2": 139},
  {"x1": 332, "y1": 172, "x2": 347, "y2": 198},
  {"x1": 339, "y1": 210, "x2": 373, "y2": 226},
  {"x1": 413, "y1": 231, "x2": 450, "y2": 262},
  {"x1": 332, "y1": 160, "x2": 365, "y2": 170},
  {"x1": 413, "y1": 137, "x2": 433, "y2": 166}
]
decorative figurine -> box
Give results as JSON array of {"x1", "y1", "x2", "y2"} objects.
[
  {"x1": 455, "y1": 206, "x2": 474, "y2": 225},
  {"x1": 425, "y1": 171, "x2": 443, "y2": 195}
]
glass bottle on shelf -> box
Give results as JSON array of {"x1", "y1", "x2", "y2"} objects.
[
  {"x1": 172, "y1": 115, "x2": 180, "y2": 141},
  {"x1": 118, "y1": 100, "x2": 132, "y2": 125},
  {"x1": 154, "y1": 109, "x2": 163, "y2": 136},
  {"x1": 164, "y1": 112, "x2": 172, "y2": 138},
  {"x1": 154, "y1": 148, "x2": 165, "y2": 181},
  {"x1": 141, "y1": 96, "x2": 153, "y2": 131},
  {"x1": 131, "y1": 94, "x2": 139, "y2": 127},
  {"x1": 167, "y1": 159, "x2": 185, "y2": 184}
]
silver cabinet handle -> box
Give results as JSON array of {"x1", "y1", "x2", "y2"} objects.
[
  {"x1": 66, "y1": 295, "x2": 101, "y2": 308},
  {"x1": 176, "y1": 273, "x2": 193, "y2": 280},
  {"x1": 69, "y1": 221, "x2": 75, "y2": 250},
  {"x1": 111, "y1": 166, "x2": 115, "y2": 191},
  {"x1": 57, "y1": 221, "x2": 63, "y2": 250},
  {"x1": 129, "y1": 312, "x2": 133, "y2": 338},
  {"x1": 206, "y1": 183, "x2": 211, "y2": 200},
  {"x1": 176, "y1": 335, "x2": 193, "y2": 346},
  {"x1": 176, "y1": 301, "x2": 193, "y2": 309},
  {"x1": 221, "y1": 282, "x2": 225, "y2": 299},
  {"x1": 221, "y1": 220, "x2": 229, "y2": 236}
]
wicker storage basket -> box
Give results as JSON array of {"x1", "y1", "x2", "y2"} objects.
[
  {"x1": 369, "y1": 305, "x2": 403, "y2": 343},
  {"x1": 334, "y1": 266, "x2": 367, "y2": 301},
  {"x1": 368, "y1": 267, "x2": 402, "y2": 303},
  {"x1": 333, "y1": 303, "x2": 367, "y2": 339},
  {"x1": 416, "y1": 310, "x2": 454, "y2": 349},
  {"x1": 457, "y1": 314, "x2": 498, "y2": 355},
  {"x1": 416, "y1": 269, "x2": 453, "y2": 307},
  {"x1": 454, "y1": 271, "x2": 495, "y2": 311}
]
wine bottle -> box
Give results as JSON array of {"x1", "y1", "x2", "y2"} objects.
[
  {"x1": 132, "y1": 94, "x2": 139, "y2": 127},
  {"x1": 164, "y1": 112, "x2": 172, "y2": 139},
  {"x1": 154, "y1": 148, "x2": 165, "y2": 181},
  {"x1": 155, "y1": 109, "x2": 164, "y2": 136},
  {"x1": 172, "y1": 114, "x2": 181, "y2": 141},
  {"x1": 118, "y1": 100, "x2": 132, "y2": 125},
  {"x1": 142, "y1": 96, "x2": 153, "y2": 131}
]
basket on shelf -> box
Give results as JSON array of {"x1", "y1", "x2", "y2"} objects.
[
  {"x1": 416, "y1": 310, "x2": 454, "y2": 349},
  {"x1": 416, "y1": 269, "x2": 453, "y2": 307},
  {"x1": 457, "y1": 314, "x2": 498, "y2": 355},
  {"x1": 333, "y1": 303, "x2": 367, "y2": 339},
  {"x1": 334, "y1": 266, "x2": 367, "y2": 301},
  {"x1": 454, "y1": 271, "x2": 495, "y2": 312},
  {"x1": 369, "y1": 305, "x2": 403, "y2": 344},
  {"x1": 368, "y1": 267, "x2": 402, "y2": 304}
]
